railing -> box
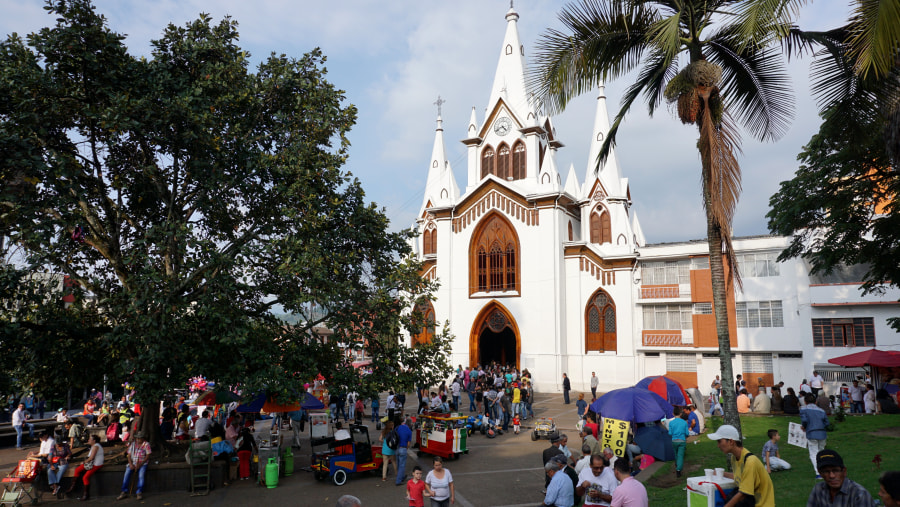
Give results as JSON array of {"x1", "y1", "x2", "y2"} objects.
[
  {"x1": 640, "y1": 286, "x2": 686, "y2": 299},
  {"x1": 642, "y1": 333, "x2": 690, "y2": 347}
]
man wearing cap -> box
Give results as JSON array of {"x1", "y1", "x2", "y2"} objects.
[
  {"x1": 806, "y1": 450, "x2": 875, "y2": 506},
  {"x1": 708, "y1": 424, "x2": 774, "y2": 507},
  {"x1": 117, "y1": 431, "x2": 151, "y2": 500},
  {"x1": 576, "y1": 454, "x2": 618, "y2": 507},
  {"x1": 543, "y1": 435, "x2": 565, "y2": 488}
]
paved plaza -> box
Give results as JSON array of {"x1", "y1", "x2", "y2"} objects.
[{"x1": 1, "y1": 391, "x2": 607, "y2": 506}]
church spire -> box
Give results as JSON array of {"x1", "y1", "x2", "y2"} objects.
[
  {"x1": 583, "y1": 83, "x2": 624, "y2": 199},
  {"x1": 486, "y1": 4, "x2": 530, "y2": 119},
  {"x1": 419, "y1": 96, "x2": 458, "y2": 217}
]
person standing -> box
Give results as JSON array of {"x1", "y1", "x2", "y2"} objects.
[
  {"x1": 395, "y1": 416, "x2": 413, "y2": 486},
  {"x1": 806, "y1": 450, "x2": 875, "y2": 507},
  {"x1": 450, "y1": 381, "x2": 460, "y2": 411},
  {"x1": 800, "y1": 393, "x2": 829, "y2": 479},
  {"x1": 734, "y1": 374, "x2": 743, "y2": 395},
  {"x1": 610, "y1": 458, "x2": 648, "y2": 507},
  {"x1": 543, "y1": 461, "x2": 575, "y2": 507},
  {"x1": 707, "y1": 425, "x2": 774, "y2": 507},
  {"x1": 576, "y1": 394, "x2": 588, "y2": 420},
  {"x1": 425, "y1": 456, "x2": 455, "y2": 507},
  {"x1": 543, "y1": 435, "x2": 565, "y2": 488},
  {"x1": 850, "y1": 380, "x2": 865, "y2": 414},
  {"x1": 668, "y1": 408, "x2": 689, "y2": 478},
  {"x1": 562, "y1": 374, "x2": 571, "y2": 404},
  {"x1": 117, "y1": 431, "x2": 151, "y2": 501},
  {"x1": 590, "y1": 373, "x2": 599, "y2": 401},
  {"x1": 810, "y1": 371, "x2": 826, "y2": 397},
  {"x1": 12, "y1": 403, "x2": 34, "y2": 449}
]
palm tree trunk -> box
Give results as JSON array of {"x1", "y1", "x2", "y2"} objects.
[{"x1": 704, "y1": 185, "x2": 741, "y2": 432}]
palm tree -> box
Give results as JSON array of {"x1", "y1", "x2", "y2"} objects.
[{"x1": 529, "y1": 0, "x2": 796, "y2": 430}]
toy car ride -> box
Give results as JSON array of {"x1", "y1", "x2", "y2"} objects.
[
  {"x1": 311, "y1": 424, "x2": 383, "y2": 486},
  {"x1": 531, "y1": 417, "x2": 558, "y2": 441}
]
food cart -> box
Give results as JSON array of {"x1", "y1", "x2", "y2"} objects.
[{"x1": 414, "y1": 412, "x2": 468, "y2": 459}]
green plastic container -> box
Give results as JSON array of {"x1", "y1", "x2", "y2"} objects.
[
  {"x1": 265, "y1": 456, "x2": 279, "y2": 488},
  {"x1": 282, "y1": 448, "x2": 294, "y2": 476}
]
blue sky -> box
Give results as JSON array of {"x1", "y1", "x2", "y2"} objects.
[{"x1": 2, "y1": 1, "x2": 852, "y2": 243}]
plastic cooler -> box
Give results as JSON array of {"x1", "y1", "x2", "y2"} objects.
[{"x1": 686, "y1": 475, "x2": 737, "y2": 507}]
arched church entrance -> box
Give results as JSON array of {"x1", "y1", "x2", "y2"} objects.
[{"x1": 469, "y1": 301, "x2": 520, "y2": 370}]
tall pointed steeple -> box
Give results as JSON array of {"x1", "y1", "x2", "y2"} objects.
[
  {"x1": 582, "y1": 83, "x2": 624, "y2": 199},
  {"x1": 486, "y1": 4, "x2": 530, "y2": 119},
  {"x1": 419, "y1": 97, "x2": 458, "y2": 217}
]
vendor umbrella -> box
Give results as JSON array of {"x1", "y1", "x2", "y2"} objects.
[
  {"x1": 301, "y1": 392, "x2": 325, "y2": 410},
  {"x1": 635, "y1": 376, "x2": 691, "y2": 407},
  {"x1": 634, "y1": 423, "x2": 675, "y2": 462},
  {"x1": 235, "y1": 391, "x2": 302, "y2": 413},
  {"x1": 235, "y1": 393, "x2": 266, "y2": 413},
  {"x1": 590, "y1": 387, "x2": 672, "y2": 424},
  {"x1": 827, "y1": 349, "x2": 900, "y2": 368},
  {"x1": 191, "y1": 390, "x2": 239, "y2": 406}
]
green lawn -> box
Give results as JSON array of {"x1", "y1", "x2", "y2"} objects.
[{"x1": 646, "y1": 414, "x2": 900, "y2": 505}]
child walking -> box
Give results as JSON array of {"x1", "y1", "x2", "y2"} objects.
[
  {"x1": 762, "y1": 429, "x2": 791, "y2": 473},
  {"x1": 406, "y1": 466, "x2": 431, "y2": 507},
  {"x1": 512, "y1": 414, "x2": 521, "y2": 434}
]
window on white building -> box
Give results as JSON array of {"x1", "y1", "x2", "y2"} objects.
[
  {"x1": 642, "y1": 260, "x2": 691, "y2": 285},
  {"x1": 690, "y1": 257, "x2": 709, "y2": 270},
  {"x1": 643, "y1": 305, "x2": 692, "y2": 330},
  {"x1": 666, "y1": 353, "x2": 697, "y2": 372},
  {"x1": 736, "y1": 252, "x2": 781, "y2": 277},
  {"x1": 692, "y1": 303, "x2": 712, "y2": 314},
  {"x1": 735, "y1": 301, "x2": 783, "y2": 328},
  {"x1": 741, "y1": 353, "x2": 773, "y2": 373}
]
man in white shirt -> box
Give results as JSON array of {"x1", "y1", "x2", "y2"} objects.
[
  {"x1": 194, "y1": 410, "x2": 212, "y2": 440},
  {"x1": 576, "y1": 455, "x2": 618, "y2": 507},
  {"x1": 850, "y1": 380, "x2": 865, "y2": 413},
  {"x1": 29, "y1": 430, "x2": 55, "y2": 460},
  {"x1": 575, "y1": 444, "x2": 593, "y2": 474},
  {"x1": 590, "y1": 372, "x2": 600, "y2": 401},
  {"x1": 12, "y1": 403, "x2": 34, "y2": 449},
  {"x1": 810, "y1": 371, "x2": 826, "y2": 397}
]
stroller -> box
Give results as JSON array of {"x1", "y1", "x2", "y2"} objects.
[{"x1": 1, "y1": 459, "x2": 43, "y2": 506}]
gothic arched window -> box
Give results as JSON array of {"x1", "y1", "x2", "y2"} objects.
[
  {"x1": 411, "y1": 300, "x2": 435, "y2": 347},
  {"x1": 585, "y1": 288, "x2": 616, "y2": 352},
  {"x1": 481, "y1": 146, "x2": 495, "y2": 179},
  {"x1": 512, "y1": 141, "x2": 526, "y2": 180},
  {"x1": 469, "y1": 213, "x2": 520, "y2": 295},
  {"x1": 497, "y1": 143, "x2": 510, "y2": 179},
  {"x1": 590, "y1": 207, "x2": 611, "y2": 244},
  {"x1": 423, "y1": 227, "x2": 436, "y2": 255}
]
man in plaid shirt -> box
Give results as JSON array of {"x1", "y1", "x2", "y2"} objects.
[{"x1": 117, "y1": 431, "x2": 152, "y2": 500}]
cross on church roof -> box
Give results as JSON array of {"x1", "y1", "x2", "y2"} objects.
[{"x1": 434, "y1": 95, "x2": 446, "y2": 116}]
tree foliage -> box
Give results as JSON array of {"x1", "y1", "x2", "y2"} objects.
[
  {"x1": 767, "y1": 110, "x2": 900, "y2": 330},
  {"x1": 0, "y1": 0, "x2": 452, "y2": 441}
]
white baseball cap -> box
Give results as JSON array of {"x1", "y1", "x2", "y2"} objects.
[{"x1": 707, "y1": 424, "x2": 741, "y2": 441}]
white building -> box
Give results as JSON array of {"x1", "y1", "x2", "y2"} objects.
[{"x1": 409, "y1": 6, "x2": 900, "y2": 396}]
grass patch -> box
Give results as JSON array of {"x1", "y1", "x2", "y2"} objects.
[{"x1": 646, "y1": 414, "x2": 900, "y2": 505}]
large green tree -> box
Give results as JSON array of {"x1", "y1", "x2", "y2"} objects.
[
  {"x1": 530, "y1": 0, "x2": 797, "y2": 430},
  {"x1": 0, "y1": 0, "x2": 452, "y2": 447}
]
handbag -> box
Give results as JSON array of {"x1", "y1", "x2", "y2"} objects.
[{"x1": 83, "y1": 460, "x2": 93, "y2": 471}]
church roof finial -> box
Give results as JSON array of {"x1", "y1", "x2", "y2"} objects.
[{"x1": 434, "y1": 95, "x2": 446, "y2": 117}]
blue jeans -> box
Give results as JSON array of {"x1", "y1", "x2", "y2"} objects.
[
  {"x1": 394, "y1": 447, "x2": 408, "y2": 484},
  {"x1": 525, "y1": 401, "x2": 534, "y2": 419},
  {"x1": 468, "y1": 393, "x2": 476, "y2": 412},
  {"x1": 452, "y1": 396, "x2": 459, "y2": 411},
  {"x1": 121, "y1": 463, "x2": 148, "y2": 494},
  {"x1": 48, "y1": 464, "x2": 68, "y2": 486},
  {"x1": 371, "y1": 407, "x2": 379, "y2": 422},
  {"x1": 14, "y1": 423, "x2": 34, "y2": 448}
]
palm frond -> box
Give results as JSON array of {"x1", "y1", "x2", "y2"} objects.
[
  {"x1": 699, "y1": 106, "x2": 744, "y2": 288},
  {"x1": 594, "y1": 49, "x2": 678, "y2": 170},
  {"x1": 780, "y1": 26, "x2": 846, "y2": 61},
  {"x1": 648, "y1": 9, "x2": 684, "y2": 61},
  {"x1": 528, "y1": 0, "x2": 659, "y2": 114},
  {"x1": 847, "y1": 0, "x2": 900, "y2": 79},
  {"x1": 706, "y1": 32, "x2": 794, "y2": 141},
  {"x1": 729, "y1": 0, "x2": 805, "y2": 49}
]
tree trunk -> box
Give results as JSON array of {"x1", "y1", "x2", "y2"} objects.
[
  {"x1": 137, "y1": 400, "x2": 163, "y2": 451},
  {"x1": 704, "y1": 187, "x2": 741, "y2": 433}
]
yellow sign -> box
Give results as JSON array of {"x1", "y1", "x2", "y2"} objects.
[{"x1": 601, "y1": 417, "x2": 630, "y2": 457}]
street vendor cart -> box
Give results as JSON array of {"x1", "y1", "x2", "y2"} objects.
[{"x1": 414, "y1": 412, "x2": 468, "y2": 459}]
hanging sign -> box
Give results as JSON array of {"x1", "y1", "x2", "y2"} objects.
[{"x1": 602, "y1": 417, "x2": 630, "y2": 457}]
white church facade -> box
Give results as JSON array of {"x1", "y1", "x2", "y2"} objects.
[{"x1": 409, "y1": 6, "x2": 900, "y2": 396}]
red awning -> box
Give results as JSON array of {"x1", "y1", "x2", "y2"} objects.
[
  {"x1": 827, "y1": 348, "x2": 900, "y2": 368},
  {"x1": 352, "y1": 360, "x2": 372, "y2": 368}
]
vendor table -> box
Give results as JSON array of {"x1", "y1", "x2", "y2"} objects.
[{"x1": 686, "y1": 475, "x2": 737, "y2": 507}]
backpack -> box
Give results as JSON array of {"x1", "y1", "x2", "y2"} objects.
[
  {"x1": 106, "y1": 422, "x2": 120, "y2": 442},
  {"x1": 386, "y1": 428, "x2": 400, "y2": 450}
]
